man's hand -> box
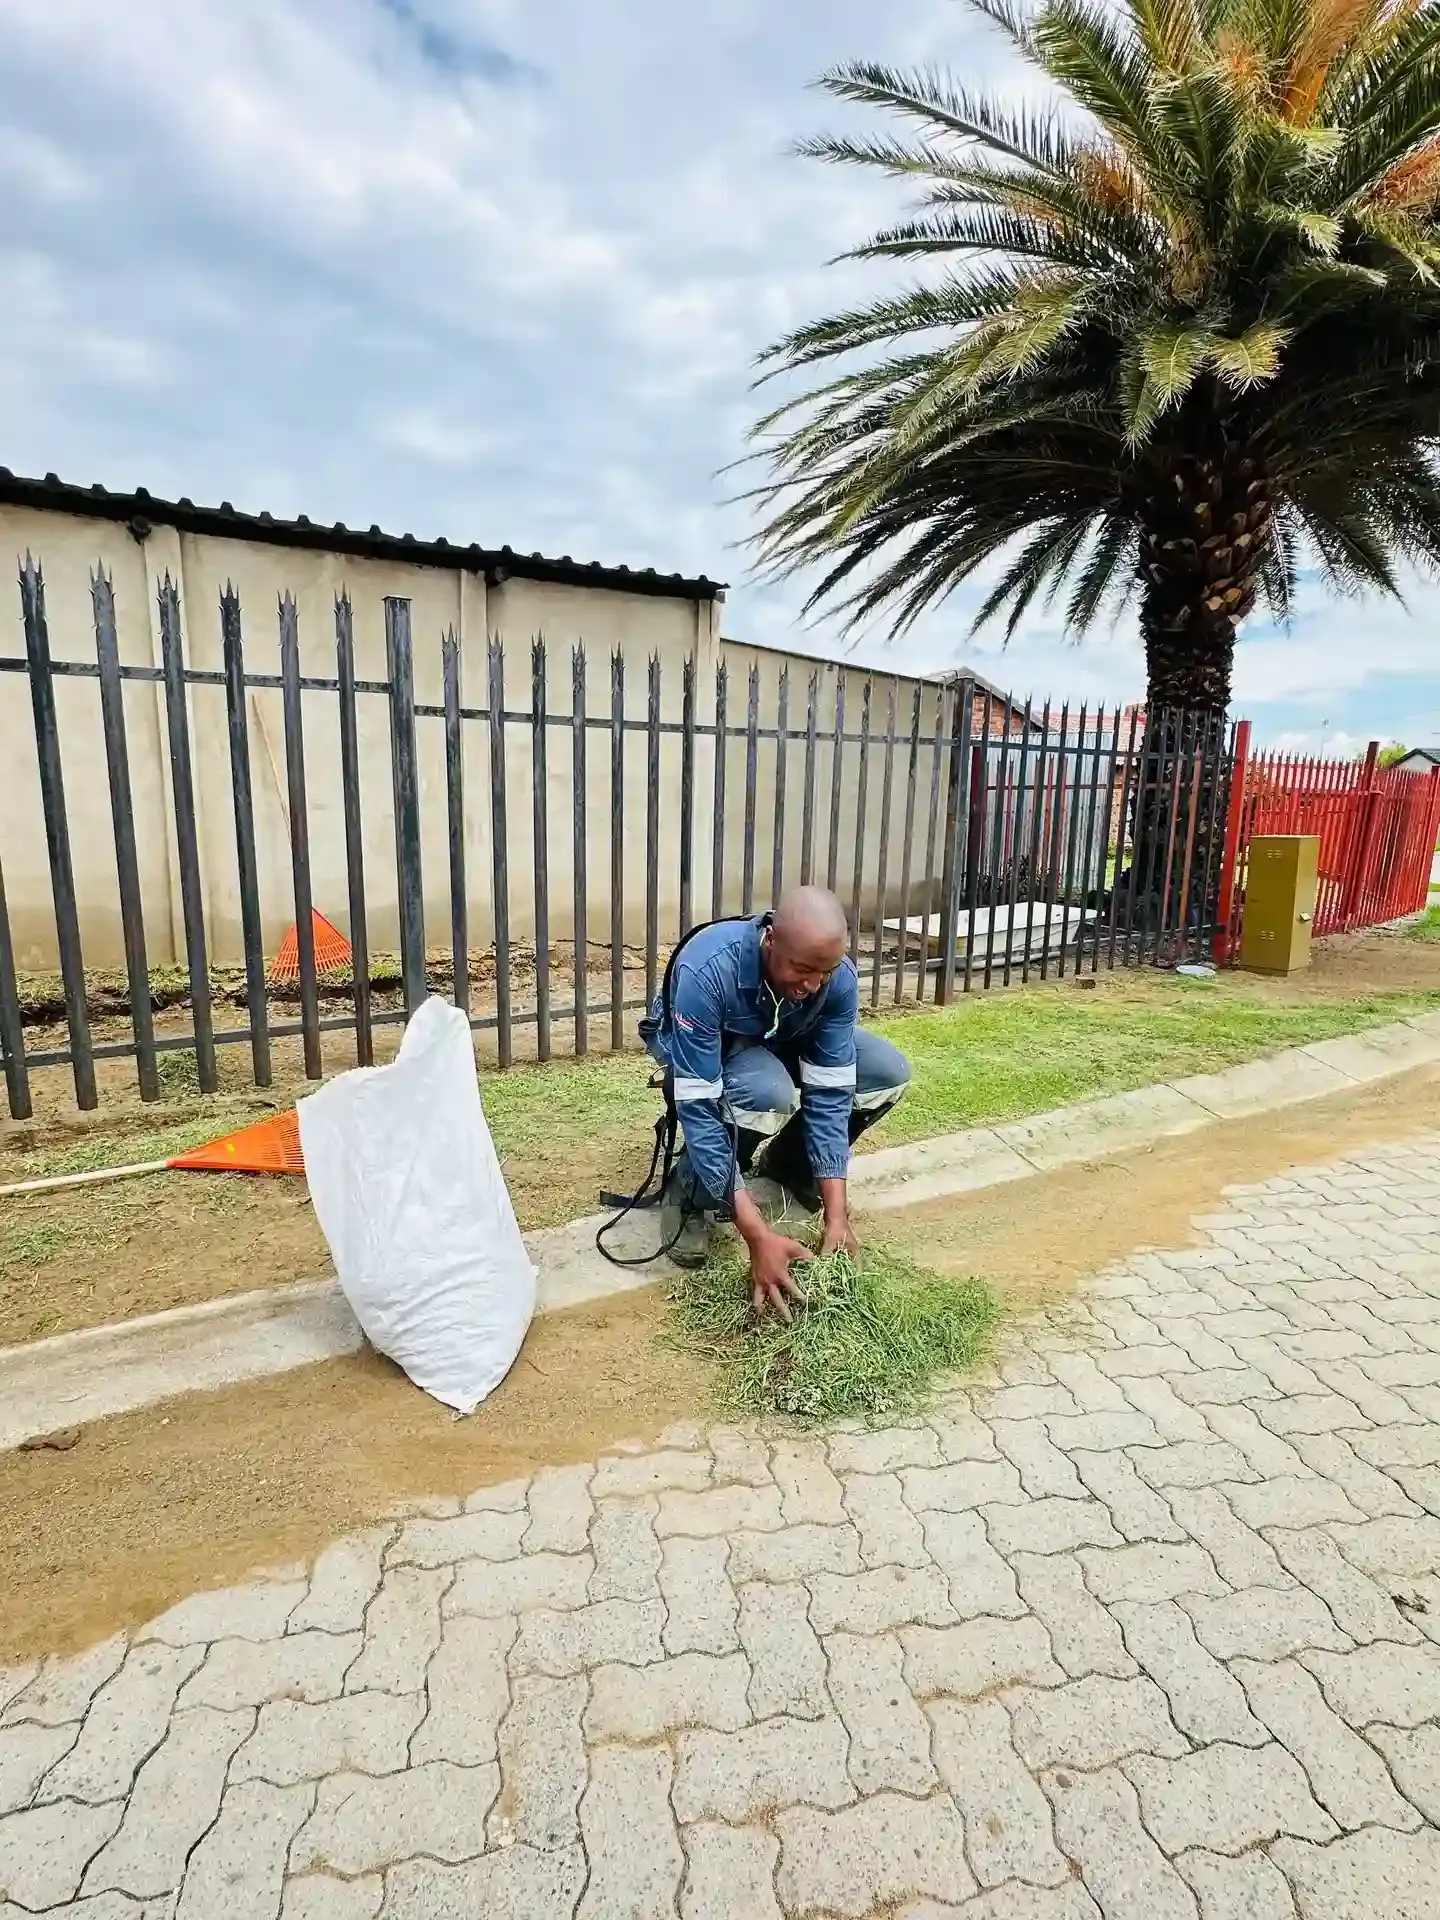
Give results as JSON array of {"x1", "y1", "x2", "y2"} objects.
[
  {"x1": 818, "y1": 1177, "x2": 859, "y2": 1260},
  {"x1": 733, "y1": 1190, "x2": 811, "y2": 1321}
]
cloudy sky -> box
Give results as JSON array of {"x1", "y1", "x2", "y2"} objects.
[{"x1": 1, "y1": 0, "x2": 1434, "y2": 749}]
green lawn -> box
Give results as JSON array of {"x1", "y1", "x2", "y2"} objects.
[
  {"x1": 7, "y1": 969, "x2": 1439, "y2": 1229},
  {"x1": 1410, "y1": 905, "x2": 1440, "y2": 944}
]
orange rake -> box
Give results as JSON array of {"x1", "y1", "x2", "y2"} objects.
[
  {"x1": 267, "y1": 909, "x2": 353, "y2": 988},
  {"x1": 168, "y1": 1108, "x2": 305, "y2": 1176}
]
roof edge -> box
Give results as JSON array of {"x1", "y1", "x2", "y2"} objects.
[{"x1": 0, "y1": 469, "x2": 727, "y2": 603}]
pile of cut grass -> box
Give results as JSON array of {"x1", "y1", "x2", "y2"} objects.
[{"x1": 665, "y1": 1240, "x2": 998, "y2": 1424}]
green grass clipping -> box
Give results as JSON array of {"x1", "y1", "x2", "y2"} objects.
[{"x1": 665, "y1": 1240, "x2": 999, "y2": 1424}]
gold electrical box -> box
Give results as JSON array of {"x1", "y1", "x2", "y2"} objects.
[{"x1": 1240, "y1": 834, "x2": 1320, "y2": 974}]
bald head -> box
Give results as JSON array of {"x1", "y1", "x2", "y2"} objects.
[{"x1": 764, "y1": 886, "x2": 849, "y2": 1001}]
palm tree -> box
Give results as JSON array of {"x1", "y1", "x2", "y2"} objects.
[{"x1": 752, "y1": 0, "x2": 1440, "y2": 715}]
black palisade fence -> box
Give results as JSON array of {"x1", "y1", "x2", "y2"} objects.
[{"x1": 0, "y1": 556, "x2": 1239, "y2": 1119}]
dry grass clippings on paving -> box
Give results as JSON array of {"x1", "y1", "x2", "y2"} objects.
[{"x1": 666, "y1": 1240, "x2": 999, "y2": 1423}]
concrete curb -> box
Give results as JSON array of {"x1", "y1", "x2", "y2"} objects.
[{"x1": 2, "y1": 1012, "x2": 1438, "y2": 1450}]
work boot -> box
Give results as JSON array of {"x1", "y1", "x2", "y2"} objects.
[
  {"x1": 754, "y1": 1132, "x2": 823, "y2": 1215},
  {"x1": 660, "y1": 1171, "x2": 712, "y2": 1269}
]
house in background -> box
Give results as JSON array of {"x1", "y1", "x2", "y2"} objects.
[{"x1": 1392, "y1": 747, "x2": 1440, "y2": 774}]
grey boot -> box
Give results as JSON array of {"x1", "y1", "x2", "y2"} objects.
[{"x1": 661, "y1": 1169, "x2": 712, "y2": 1269}]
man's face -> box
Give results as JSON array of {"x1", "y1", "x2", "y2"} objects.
[{"x1": 763, "y1": 924, "x2": 846, "y2": 1001}]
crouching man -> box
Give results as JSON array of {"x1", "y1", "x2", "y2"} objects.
[{"x1": 640, "y1": 886, "x2": 910, "y2": 1317}]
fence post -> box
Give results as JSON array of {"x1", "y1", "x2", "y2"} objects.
[
  {"x1": 0, "y1": 850, "x2": 30, "y2": 1120},
  {"x1": 335, "y1": 592, "x2": 372, "y2": 1065},
  {"x1": 20, "y1": 558, "x2": 97, "y2": 1109},
  {"x1": 94, "y1": 566, "x2": 159, "y2": 1102},
  {"x1": 531, "y1": 639, "x2": 552, "y2": 1060},
  {"x1": 935, "y1": 676, "x2": 975, "y2": 1004},
  {"x1": 1212, "y1": 718, "x2": 1251, "y2": 964},
  {"x1": 443, "y1": 628, "x2": 469, "y2": 1017},
  {"x1": 488, "y1": 636, "x2": 512, "y2": 1066},
  {"x1": 279, "y1": 593, "x2": 322, "y2": 1080},
  {"x1": 385, "y1": 597, "x2": 426, "y2": 1016},
  {"x1": 679, "y1": 653, "x2": 696, "y2": 935}
]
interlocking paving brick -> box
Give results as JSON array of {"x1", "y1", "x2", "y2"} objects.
[
  {"x1": 977, "y1": 1383, "x2": 1080, "y2": 1422},
  {"x1": 1044, "y1": 1766, "x2": 1198, "y2": 1919},
  {"x1": 1044, "y1": 1411, "x2": 1163, "y2": 1453},
  {"x1": 137, "y1": 1581, "x2": 305, "y2": 1649},
  {"x1": 178, "y1": 1632, "x2": 362, "y2": 1718},
  {"x1": 233, "y1": 1690, "x2": 424, "y2": 1786},
  {"x1": 922, "y1": 1510, "x2": 1026, "y2": 1618},
  {"x1": 1367, "y1": 1722, "x2": 1440, "y2": 1823},
  {"x1": 1078, "y1": 1541, "x2": 1225, "y2": 1605},
  {"x1": 381, "y1": 1842, "x2": 587, "y2": 1917},
  {"x1": 709, "y1": 1425, "x2": 773, "y2": 1488},
  {"x1": 592, "y1": 1448, "x2": 710, "y2": 1498},
  {"x1": 1270, "y1": 1828, "x2": 1440, "y2": 1920},
  {"x1": 509, "y1": 1597, "x2": 665, "y2": 1677},
  {"x1": 1232, "y1": 1659, "x2": 1421, "y2": 1832},
  {"x1": 344, "y1": 1566, "x2": 447, "y2": 1697},
  {"x1": 825, "y1": 1632, "x2": 935, "y2": 1795},
  {"x1": 1007, "y1": 1674, "x2": 1187, "y2": 1771},
  {"x1": 585, "y1": 1651, "x2": 751, "y2": 1740},
  {"x1": 2, "y1": 1637, "x2": 126, "y2": 1729},
  {"x1": 83, "y1": 1705, "x2": 252, "y2": 1898},
  {"x1": 900, "y1": 1458, "x2": 1027, "y2": 1514},
  {"x1": 177, "y1": 1779, "x2": 312, "y2": 1920},
  {"x1": 1287, "y1": 1431, "x2": 1419, "y2": 1519},
  {"x1": 1326, "y1": 1514, "x2": 1440, "y2": 1581},
  {"x1": 1096, "y1": 1343, "x2": 1196, "y2": 1382},
  {"x1": 1350, "y1": 1424, "x2": 1440, "y2": 1470},
  {"x1": 829, "y1": 1426, "x2": 942, "y2": 1475},
  {"x1": 293, "y1": 1762, "x2": 496, "y2": 1874},
  {"x1": 1264, "y1": 1527, "x2": 1420, "y2": 1645},
  {"x1": 522, "y1": 1464, "x2": 596, "y2": 1554},
  {"x1": 288, "y1": 1533, "x2": 389, "y2": 1637},
  {"x1": 1384, "y1": 1462, "x2": 1440, "y2": 1515},
  {"x1": 843, "y1": 1471, "x2": 930, "y2": 1567},
  {"x1": 1114, "y1": 1376, "x2": 1214, "y2": 1444},
  {"x1": 1202, "y1": 1405, "x2": 1318, "y2": 1481},
  {"x1": 660, "y1": 1537, "x2": 739, "y2": 1656},
  {"x1": 928, "y1": 1698, "x2": 1067, "y2": 1889},
  {"x1": 1012, "y1": 1552, "x2": 1136, "y2": 1679},
  {"x1": 412, "y1": 1614, "x2": 514, "y2": 1770},
  {"x1": 0, "y1": 1797, "x2": 125, "y2": 1909},
  {"x1": 729, "y1": 1521, "x2": 861, "y2": 1582},
  {"x1": 900, "y1": 1617, "x2": 1063, "y2": 1700},
  {"x1": 390, "y1": 1508, "x2": 526, "y2": 1569},
  {"x1": 924, "y1": 1406, "x2": 1004, "y2": 1462},
  {"x1": 1179, "y1": 1587, "x2": 1350, "y2": 1663},
  {"x1": 444, "y1": 1549, "x2": 592, "y2": 1618},
  {"x1": 1072, "y1": 1448, "x2": 1187, "y2": 1543},
  {"x1": 1047, "y1": 1350, "x2": 1131, "y2": 1415},
  {"x1": 770, "y1": 1438, "x2": 847, "y2": 1525},
  {"x1": 1124, "y1": 1743, "x2": 1337, "y2": 1854},
  {"x1": 1174, "y1": 1848, "x2": 1299, "y2": 1919},
  {"x1": 1171, "y1": 1367, "x2": 1283, "y2": 1407},
  {"x1": 739, "y1": 1582, "x2": 828, "y2": 1719},
  {"x1": 0, "y1": 1720, "x2": 75, "y2": 1818},
  {"x1": 1256, "y1": 1394, "x2": 1375, "y2": 1437},
  {"x1": 1224, "y1": 1477, "x2": 1365, "y2": 1532},
  {"x1": 655, "y1": 1485, "x2": 783, "y2": 1537},
  {"x1": 981, "y1": 1498, "x2": 1121, "y2": 1557},
  {"x1": 1112, "y1": 1601, "x2": 1268, "y2": 1747},
  {"x1": 993, "y1": 1420, "x2": 1088, "y2": 1499},
  {"x1": 1299, "y1": 1642, "x2": 1440, "y2": 1728},
  {"x1": 578, "y1": 1744, "x2": 682, "y2": 1920},
  {"x1": 1164, "y1": 1487, "x2": 1292, "y2": 1590},
  {"x1": 679, "y1": 1822, "x2": 782, "y2": 1920},
  {"x1": 281, "y1": 1871, "x2": 384, "y2": 1919},
  {"x1": 1133, "y1": 1441, "x2": 1255, "y2": 1491},
  {"x1": 775, "y1": 1791, "x2": 976, "y2": 1917},
  {"x1": 489, "y1": 1674, "x2": 587, "y2": 1851},
  {"x1": 808, "y1": 1566, "x2": 954, "y2": 1635},
  {"x1": 588, "y1": 1497, "x2": 661, "y2": 1603},
  {"x1": 672, "y1": 1713, "x2": 853, "y2": 1821},
  {"x1": 43, "y1": 1643, "x2": 206, "y2": 1804}
]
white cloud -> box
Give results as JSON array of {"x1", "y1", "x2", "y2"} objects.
[{"x1": 0, "y1": 0, "x2": 1431, "y2": 741}]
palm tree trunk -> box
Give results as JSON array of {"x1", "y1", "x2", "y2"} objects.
[{"x1": 1134, "y1": 439, "x2": 1271, "y2": 716}]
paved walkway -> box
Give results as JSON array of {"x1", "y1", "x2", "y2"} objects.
[{"x1": 4, "y1": 1136, "x2": 1440, "y2": 1918}]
